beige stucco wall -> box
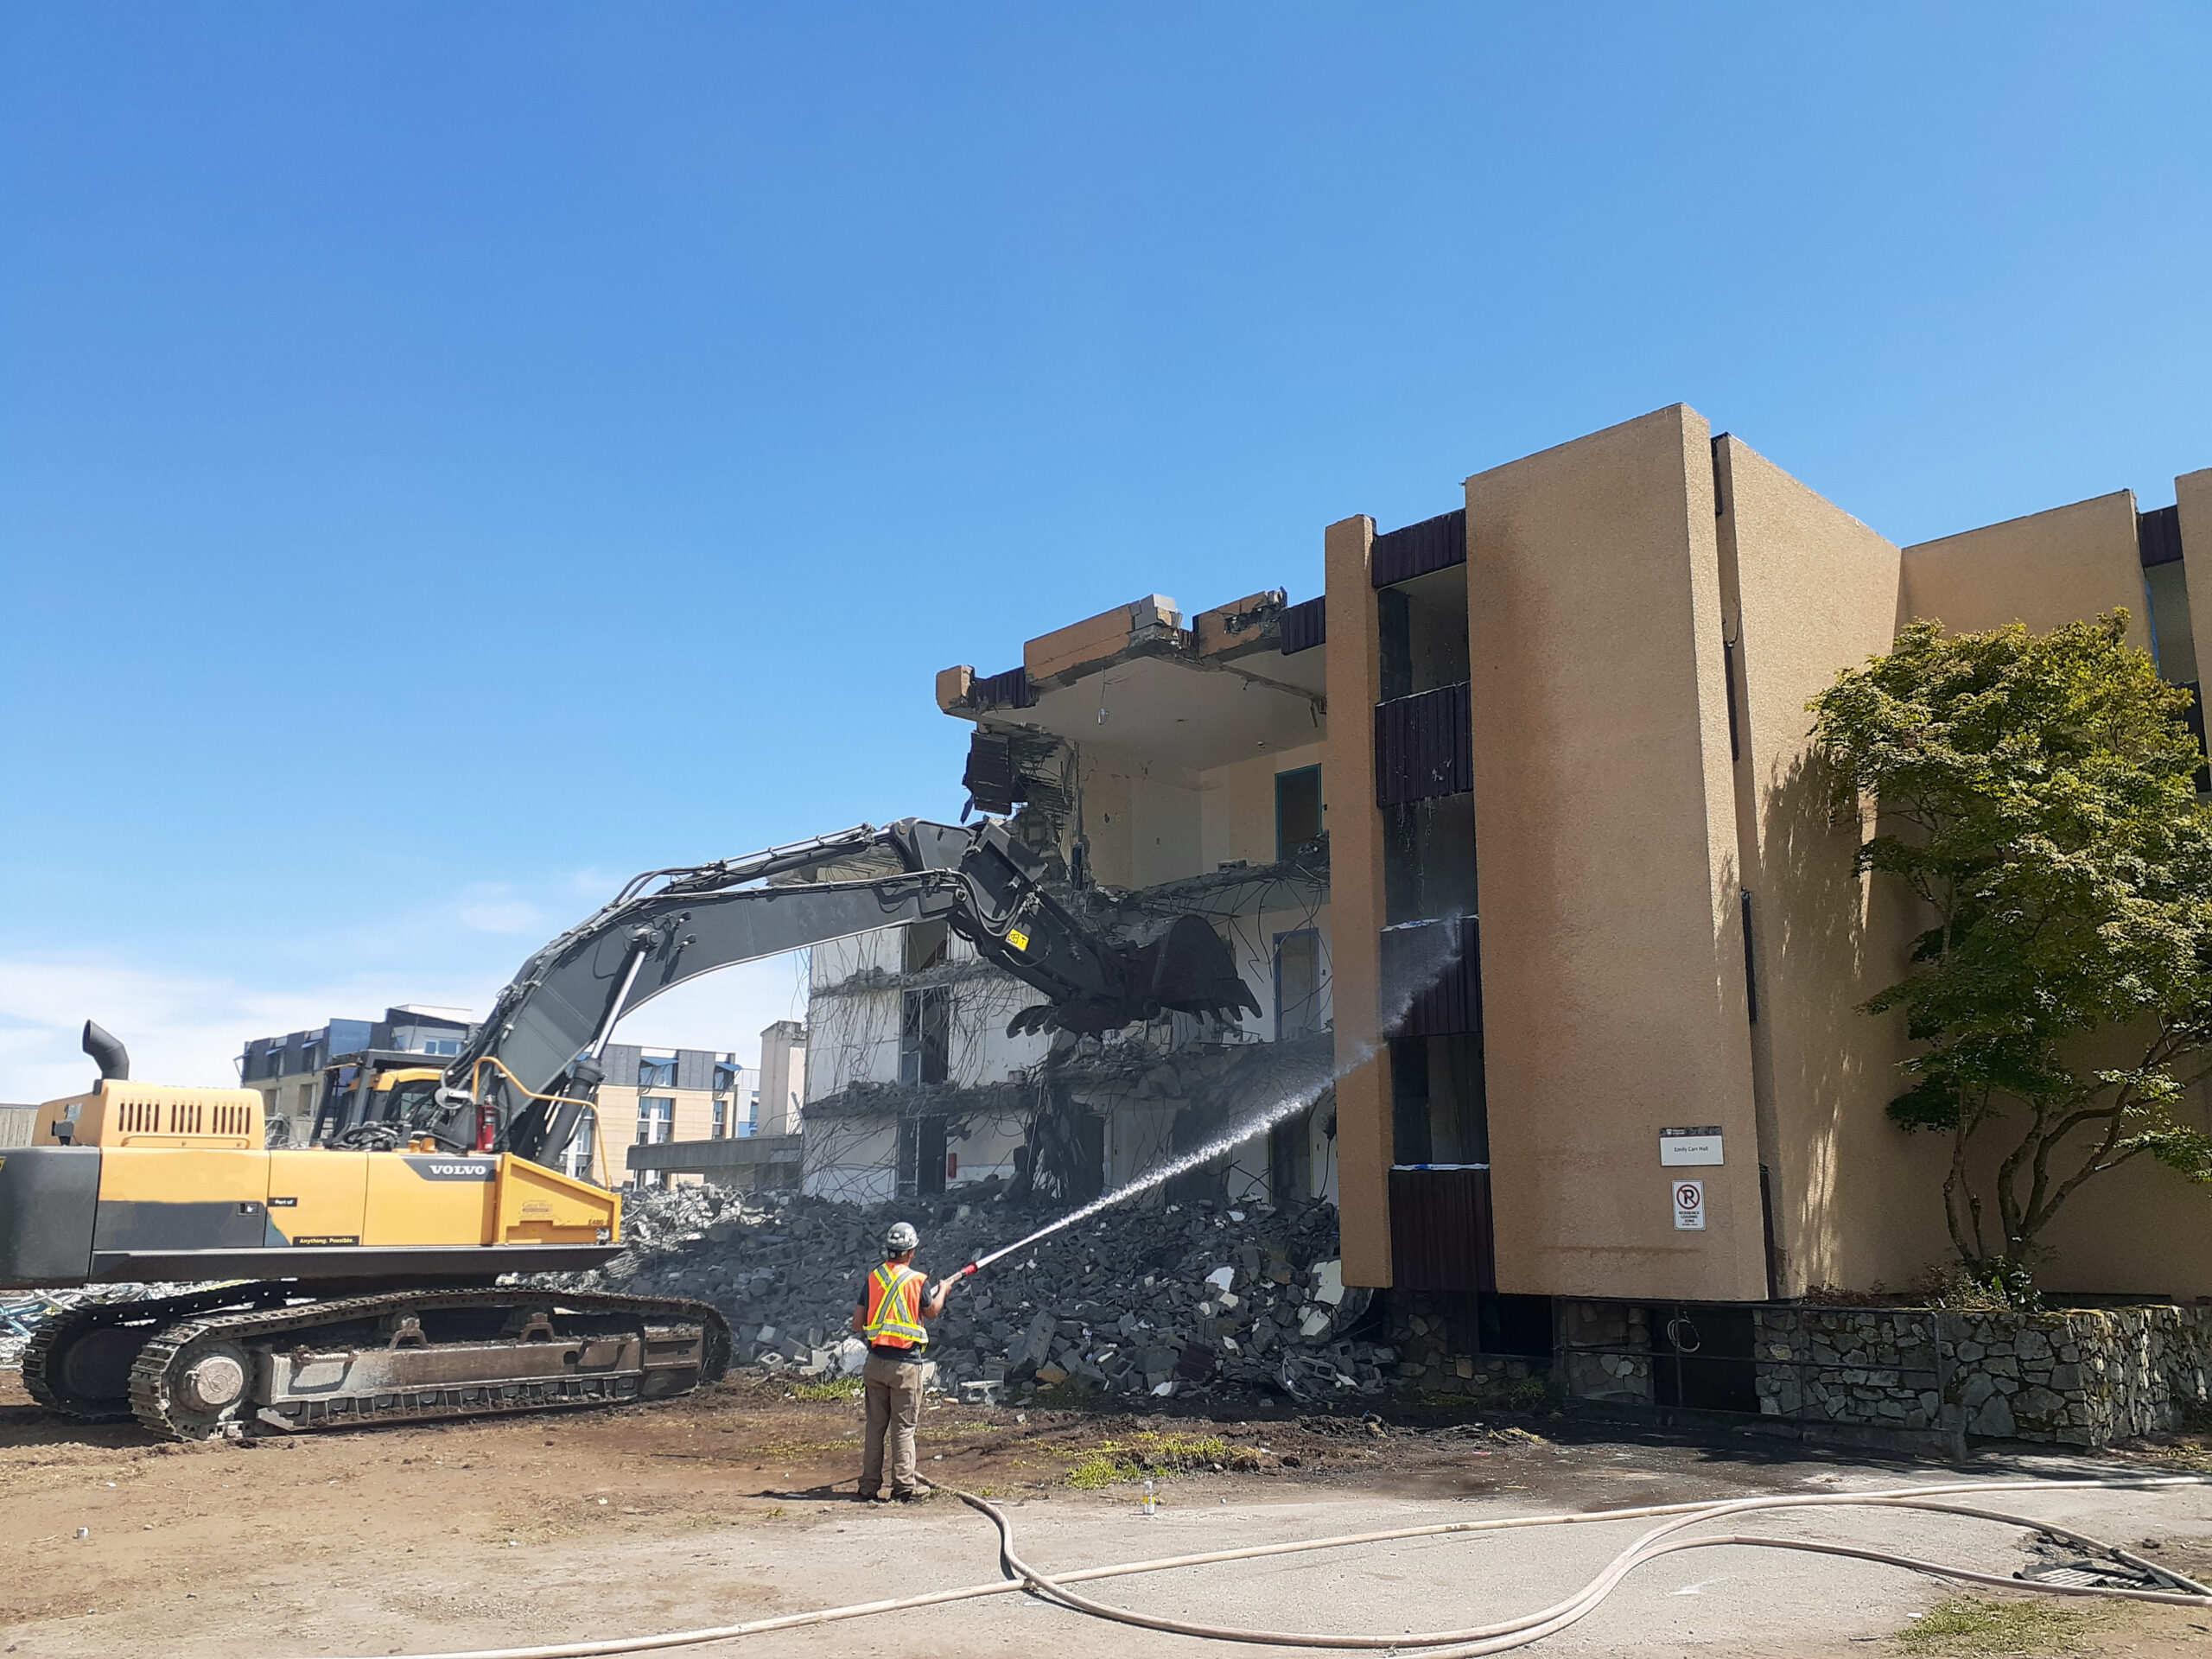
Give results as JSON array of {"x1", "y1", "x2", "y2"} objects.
[
  {"x1": 2180, "y1": 468, "x2": 2212, "y2": 697},
  {"x1": 1901, "y1": 491, "x2": 2152, "y2": 653},
  {"x1": 1715, "y1": 435, "x2": 1949, "y2": 1295},
  {"x1": 1322, "y1": 513, "x2": 1394, "y2": 1287},
  {"x1": 2030, "y1": 1079, "x2": 2212, "y2": 1299},
  {"x1": 595, "y1": 1083, "x2": 721, "y2": 1185},
  {"x1": 1463, "y1": 404, "x2": 1768, "y2": 1302},
  {"x1": 1198, "y1": 741, "x2": 1323, "y2": 871}
]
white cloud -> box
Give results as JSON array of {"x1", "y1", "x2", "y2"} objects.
[
  {"x1": 0, "y1": 942, "x2": 817, "y2": 1102},
  {"x1": 0, "y1": 955, "x2": 500, "y2": 1102},
  {"x1": 0, "y1": 862, "x2": 823, "y2": 1103},
  {"x1": 593, "y1": 951, "x2": 812, "y2": 1067},
  {"x1": 458, "y1": 899, "x2": 544, "y2": 934}
]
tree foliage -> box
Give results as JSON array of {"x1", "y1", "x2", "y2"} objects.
[{"x1": 1809, "y1": 613, "x2": 2212, "y2": 1295}]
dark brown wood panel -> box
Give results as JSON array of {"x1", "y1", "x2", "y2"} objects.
[{"x1": 1388, "y1": 1166, "x2": 1496, "y2": 1293}]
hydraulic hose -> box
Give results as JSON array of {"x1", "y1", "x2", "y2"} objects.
[
  {"x1": 965, "y1": 1487, "x2": 2212, "y2": 1652},
  {"x1": 321, "y1": 1476, "x2": 2211, "y2": 1659}
]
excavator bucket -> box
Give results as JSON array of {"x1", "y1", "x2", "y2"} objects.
[
  {"x1": 1138, "y1": 912, "x2": 1262, "y2": 1023},
  {"x1": 1007, "y1": 911, "x2": 1261, "y2": 1036}
]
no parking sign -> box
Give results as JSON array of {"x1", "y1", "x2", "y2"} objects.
[{"x1": 1672, "y1": 1179, "x2": 1706, "y2": 1231}]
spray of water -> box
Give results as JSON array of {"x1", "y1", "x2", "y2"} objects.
[
  {"x1": 963, "y1": 1067, "x2": 1338, "y2": 1274},
  {"x1": 944, "y1": 917, "x2": 1468, "y2": 1284}
]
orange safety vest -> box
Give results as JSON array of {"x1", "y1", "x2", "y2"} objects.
[{"x1": 862, "y1": 1262, "x2": 929, "y2": 1350}]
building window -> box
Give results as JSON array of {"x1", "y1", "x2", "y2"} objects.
[
  {"x1": 1382, "y1": 794, "x2": 1478, "y2": 925},
  {"x1": 1390, "y1": 1034, "x2": 1488, "y2": 1167},
  {"x1": 711, "y1": 1096, "x2": 728, "y2": 1139},
  {"x1": 638, "y1": 1057, "x2": 677, "y2": 1090},
  {"x1": 1376, "y1": 563, "x2": 1471, "y2": 701},
  {"x1": 1274, "y1": 930, "x2": 1324, "y2": 1039},
  {"x1": 2145, "y1": 558, "x2": 2201, "y2": 684},
  {"x1": 563, "y1": 1109, "x2": 597, "y2": 1181},
  {"x1": 417, "y1": 1038, "x2": 461, "y2": 1058},
  {"x1": 1274, "y1": 766, "x2": 1322, "y2": 860},
  {"x1": 898, "y1": 1116, "x2": 948, "y2": 1198},
  {"x1": 899, "y1": 988, "x2": 950, "y2": 1086},
  {"x1": 713, "y1": 1061, "x2": 739, "y2": 1094},
  {"x1": 634, "y1": 1096, "x2": 674, "y2": 1189}
]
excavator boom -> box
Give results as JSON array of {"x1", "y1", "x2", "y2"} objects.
[
  {"x1": 466, "y1": 817, "x2": 1257, "y2": 1165},
  {"x1": 0, "y1": 816, "x2": 1256, "y2": 1440}
]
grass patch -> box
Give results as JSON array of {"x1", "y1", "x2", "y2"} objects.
[
  {"x1": 1061, "y1": 1433, "x2": 1264, "y2": 1491},
  {"x1": 785, "y1": 1376, "x2": 864, "y2": 1401},
  {"x1": 1418, "y1": 1378, "x2": 1554, "y2": 1415},
  {"x1": 1895, "y1": 1596, "x2": 2101, "y2": 1656},
  {"x1": 751, "y1": 1436, "x2": 853, "y2": 1459}
]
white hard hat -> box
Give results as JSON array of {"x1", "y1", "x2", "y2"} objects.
[{"x1": 884, "y1": 1221, "x2": 919, "y2": 1252}]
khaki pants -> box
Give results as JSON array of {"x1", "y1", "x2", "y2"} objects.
[{"x1": 859, "y1": 1351, "x2": 925, "y2": 1497}]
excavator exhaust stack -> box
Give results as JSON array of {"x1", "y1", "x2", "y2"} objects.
[{"x1": 82, "y1": 1020, "x2": 130, "y2": 1083}]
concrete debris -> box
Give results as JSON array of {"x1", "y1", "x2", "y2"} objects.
[
  {"x1": 545, "y1": 1185, "x2": 1385, "y2": 1401},
  {"x1": 0, "y1": 1284, "x2": 207, "y2": 1370}
]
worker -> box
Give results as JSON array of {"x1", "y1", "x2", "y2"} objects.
[{"x1": 850, "y1": 1219, "x2": 955, "y2": 1503}]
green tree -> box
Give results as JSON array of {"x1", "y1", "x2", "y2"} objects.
[{"x1": 1809, "y1": 613, "x2": 2212, "y2": 1299}]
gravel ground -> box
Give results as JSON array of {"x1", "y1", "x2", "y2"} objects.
[{"x1": 4, "y1": 1371, "x2": 2209, "y2": 1658}]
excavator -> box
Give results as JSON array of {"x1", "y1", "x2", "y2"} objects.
[{"x1": 0, "y1": 818, "x2": 1256, "y2": 1440}]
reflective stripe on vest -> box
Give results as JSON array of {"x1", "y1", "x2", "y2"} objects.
[{"x1": 863, "y1": 1262, "x2": 928, "y2": 1348}]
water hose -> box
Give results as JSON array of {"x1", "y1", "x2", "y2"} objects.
[{"x1": 315, "y1": 1475, "x2": 2211, "y2": 1659}]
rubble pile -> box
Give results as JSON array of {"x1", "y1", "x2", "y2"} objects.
[{"x1": 551, "y1": 1185, "x2": 1395, "y2": 1402}]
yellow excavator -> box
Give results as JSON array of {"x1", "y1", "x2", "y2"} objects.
[{"x1": 1, "y1": 818, "x2": 1257, "y2": 1440}]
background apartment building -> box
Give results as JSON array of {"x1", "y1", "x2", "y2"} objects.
[
  {"x1": 594, "y1": 1020, "x2": 805, "y2": 1192},
  {"x1": 239, "y1": 1007, "x2": 799, "y2": 1191},
  {"x1": 240, "y1": 1005, "x2": 477, "y2": 1144},
  {"x1": 919, "y1": 405, "x2": 2212, "y2": 1327}
]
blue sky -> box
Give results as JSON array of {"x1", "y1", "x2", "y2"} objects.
[{"x1": 3, "y1": 4, "x2": 2208, "y2": 1097}]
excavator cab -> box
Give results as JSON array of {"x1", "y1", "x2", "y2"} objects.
[{"x1": 311, "y1": 1055, "x2": 466, "y2": 1147}]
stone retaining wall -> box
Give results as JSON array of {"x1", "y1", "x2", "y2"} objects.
[
  {"x1": 1397, "y1": 1293, "x2": 2212, "y2": 1448},
  {"x1": 1386, "y1": 1293, "x2": 1548, "y2": 1405},
  {"x1": 1557, "y1": 1298, "x2": 2212, "y2": 1448}
]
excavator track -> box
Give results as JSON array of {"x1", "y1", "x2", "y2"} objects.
[
  {"x1": 125, "y1": 1286, "x2": 730, "y2": 1440},
  {"x1": 22, "y1": 1285, "x2": 293, "y2": 1421}
]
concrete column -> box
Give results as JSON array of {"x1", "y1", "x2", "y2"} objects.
[
  {"x1": 1463, "y1": 404, "x2": 1767, "y2": 1303},
  {"x1": 760, "y1": 1020, "x2": 806, "y2": 1138},
  {"x1": 1713, "y1": 435, "x2": 1939, "y2": 1296},
  {"x1": 1323, "y1": 513, "x2": 1392, "y2": 1287},
  {"x1": 1899, "y1": 491, "x2": 2152, "y2": 653},
  {"x1": 2179, "y1": 468, "x2": 2212, "y2": 698}
]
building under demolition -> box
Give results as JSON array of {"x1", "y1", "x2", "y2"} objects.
[{"x1": 802, "y1": 405, "x2": 2212, "y2": 1335}]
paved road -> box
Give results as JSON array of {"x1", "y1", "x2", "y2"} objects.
[{"x1": 404, "y1": 1452, "x2": 2212, "y2": 1659}]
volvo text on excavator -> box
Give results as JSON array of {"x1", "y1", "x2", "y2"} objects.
[{"x1": 0, "y1": 818, "x2": 1255, "y2": 1439}]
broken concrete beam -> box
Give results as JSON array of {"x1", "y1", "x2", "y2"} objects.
[{"x1": 1024, "y1": 594, "x2": 1185, "y2": 687}]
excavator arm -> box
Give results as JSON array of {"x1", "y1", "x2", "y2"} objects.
[{"x1": 449, "y1": 818, "x2": 1258, "y2": 1164}]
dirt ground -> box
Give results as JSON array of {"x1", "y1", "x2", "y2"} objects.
[{"x1": 3, "y1": 1374, "x2": 2208, "y2": 1658}]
